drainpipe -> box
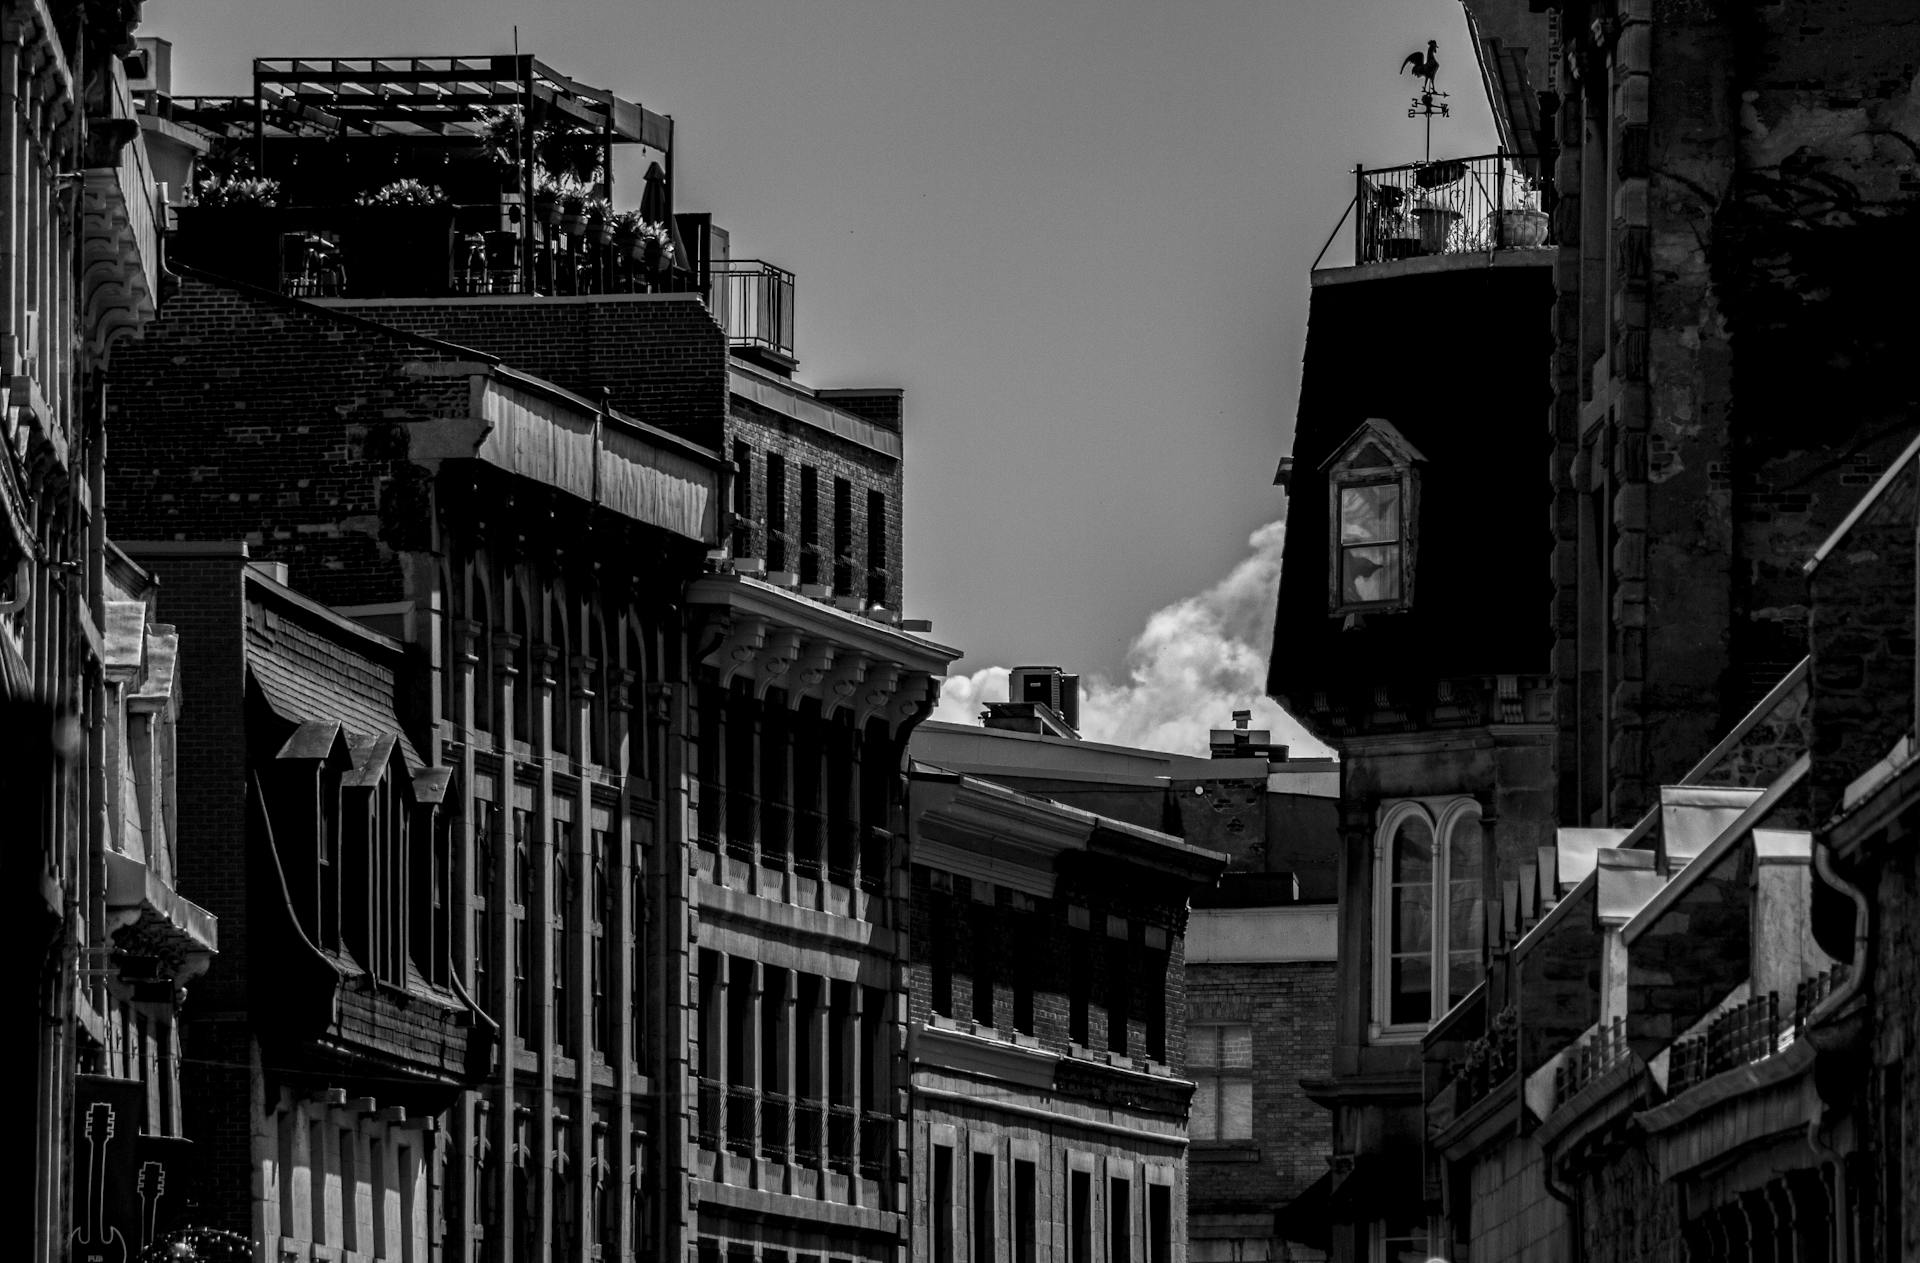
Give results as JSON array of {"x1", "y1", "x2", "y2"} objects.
[{"x1": 1804, "y1": 839, "x2": 1869, "y2": 1263}]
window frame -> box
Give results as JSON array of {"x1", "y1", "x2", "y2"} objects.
[
  {"x1": 1186, "y1": 1021, "x2": 1254, "y2": 1141},
  {"x1": 1370, "y1": 797, "x2": 1486, "y2": 1041},
  {"x1": 1322, "y1": 419, "x2": 1425, "y2": 617}
]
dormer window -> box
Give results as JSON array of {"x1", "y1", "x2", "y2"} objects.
[{"x1": 1322, "y1": 418, "x2": 1425, "y2": 617}]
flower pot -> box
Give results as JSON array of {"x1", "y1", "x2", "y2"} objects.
[
  {"x1": 626, "y1": 239, "x2": 647, "y2": 264},
  {"x1": 535, "y1": 195, "x2": 560, "y2": 227},
  {"x1": 560, "y1": 212, "x2": 585, "y2": 236},
  {"x1": 1496, "y1": 207, "x2": 1549, "y2": 249},
  {"x1": 589, "y1": 223, "x2": 612, "y2": 247},
  {"x1": 1413, "y1": 207, "x2": 1460, "y2": 254}
]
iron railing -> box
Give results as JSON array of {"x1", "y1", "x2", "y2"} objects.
[
  {"x1": 860, "y1": 827, "x2": 891, "y2": 896},
  {"x1": 794, "y1": 1100, "x2": 825, "y2": 1166},
  {"x1": 761, "y1": 1090, "x2": 792, "y2": 1155},
  {"x1": 827, "y1": 1104, "x2": 856, "y2": 1175},
  {"x1": 859, "y1": 1111, "x2": 891, "y2": 1181},
  {"x1": 724, "y1": 1085, "x2": 758, "y2": 1156},
  {"x1": 1553, "y1": 1017, "x2": 1629, "y2": 1109},
  {"x1": 826, "y1": 819, "x2": 859, "y2": 889},
  {"x1": 792, "y1": 809, "x2": 824, "y2": 881},
  {"x1": 760, "y1": 800, "x2": 792, "y2": 869},
  {"x1": 1793, "y1": 964, "x2": 1848, "y2": 1031},
  {"x1": 696, "y1": 1077, "x2": 722, "y2": 1150},
  {"x1": 1354, "y1": 152, "x2": 1548, "y2": 266},
  {"x1": 716, "y1": 261, "x2": 796, "y2": 362},
  {"x1": 694, "y1": 779, "x2": 724, "y2": 852},
  {"x1": 725, "y1": 787, "x2": 759, "y2": 864},
  {"x1": 1451, "y1": 1004, "x2": 1518, "y2": 1114}
]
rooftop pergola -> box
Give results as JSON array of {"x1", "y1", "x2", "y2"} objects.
[{"x1": 154, "y1": 54, "x2": 671, "y2": 191}]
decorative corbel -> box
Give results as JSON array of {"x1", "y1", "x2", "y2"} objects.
[
  {"x1": 820, "y1": 651, "x2": 871, "y2": 717},
  {"x1": 710, "y1": 613, "x2": 769, "y2": 688},
  {"x1": 571, "y1": 654, "x2": 599, "y2": 700},
  {"x1": 529, "y1": 642, "x2": 560, "y2": 691},
  {"x1": 754, "y1": 627, "x2": 803, "y2": 700},
  {"x1": 786, "y1": 639, "x2": 837, "y2": 709},
  {"x1": 856, "y1": 662, "x2": 902, "y2": 728}
]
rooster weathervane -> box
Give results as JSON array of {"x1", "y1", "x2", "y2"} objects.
[{"x1": 1400, "y1": 39, "x2": 1448, "y2": 161}]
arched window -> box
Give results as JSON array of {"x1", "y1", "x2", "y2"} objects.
[{"x1": 1372, "y1": 798, "x2": 1485, "y2": 1035}]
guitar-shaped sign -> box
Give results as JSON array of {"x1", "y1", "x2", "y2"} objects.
[
  {"x1": 137, "y1": 1160, "x2": 167, "y2": 1253},
  {"x1": 71, "y1": 1100, "x2": 129, "y2": 1263}
]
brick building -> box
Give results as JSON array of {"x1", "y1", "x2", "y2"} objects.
[
  {"x1": 904, "y1": 768, "x2": 1225, "y2": 1263},
  {"x1": 1262, "y1": 0, "x2": 1920, "y2": 1259},
  {"x1": 106, "y1": 43, "x2": 958, "y2": 1263},
  {"x1": 913, "y1": 690, "x2": 1341, "y2": 1262}
]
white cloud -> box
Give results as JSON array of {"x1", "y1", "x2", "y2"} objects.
[{"x1": 932, "y1": 520, "x2": 1332, "y2": 758}]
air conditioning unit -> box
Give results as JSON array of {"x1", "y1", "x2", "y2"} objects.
[{"x1": 1010, "y1": 665, "x2": 1081, "y2": 733}]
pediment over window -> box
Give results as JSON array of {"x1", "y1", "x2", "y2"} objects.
[{"x1": 1319, "y1": 418, "x2": 1427, "y2": 477}]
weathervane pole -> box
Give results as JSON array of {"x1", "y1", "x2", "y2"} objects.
[{"x1": 1400, "y1": 39, "x2": 1449, "y2": 163}]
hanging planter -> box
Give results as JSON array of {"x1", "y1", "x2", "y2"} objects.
[
  {"x1": 558, "y1": 185, "x2": 588, "y2": 236},
  {"x1": 533, "y1": 177, "x2": 562, "y2": 228}
]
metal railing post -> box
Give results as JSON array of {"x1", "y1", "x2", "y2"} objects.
[{"x1": 1354, "y1": 164, "x2": 1366, "y2": 264}]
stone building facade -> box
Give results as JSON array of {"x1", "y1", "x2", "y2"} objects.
[
  {"x1": 905, "y1": 769, "x2": 1224, "y2": 1263},
  {"x1": 1263, "y1": 0, "x2": 1920, "y2": 1259},
  {"x1": 0, "y1": 5, "x2": 200, "y2": 1262}
]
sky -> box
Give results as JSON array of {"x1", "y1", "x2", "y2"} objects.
[{"x1": 152, "y1": 0, "x2": 1498, "y2": 756}]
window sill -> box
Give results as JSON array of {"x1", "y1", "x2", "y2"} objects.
[{"x1": 1190, "y1": 1142, "x2": 1261, "y2": 1163}]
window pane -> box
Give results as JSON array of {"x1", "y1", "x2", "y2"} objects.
[
  {"x1": 1219, "y1": 1026, "x2": 1253, "y2": 1068},
  {"x1": 1339, "y1": 485, "x2": 1400, "y2": 545},
  {"x1": 1390, "y1": 818, "x2": 1433, "y2": 886},
  {"x1": 1190, "y1": 1079, "x2": 1217, "y2": 1140},
  {"x1": 1341, "y1": 545, "x2": 1402, "y2": 604},
  {"x1": 1448, "y1": 814, "x2": 1484, "y2": 881},
  {"x1": 1390, "y1": 955, "x2": 1431, "y2": 1026},
  {"x1": 1220, "y1": 1079, "x2": 1253, "y2": 1139},
  {"x1": 1449, "y1": 888, "x2": 1485, "y2": 951},
  {"x1": 1392, "y1": 884, "x2": 1432, "y2": 954},
  {"x1": 1448, "y1": 951, "x2": 1482, "y2": 1009}
]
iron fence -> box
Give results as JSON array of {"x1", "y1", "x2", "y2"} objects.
[
  {"x1": 715, "y1": 261, "x2": 796, "y2": 361},
  {"x1": 792, "y1": 808, "x2": 824, "y2": 881},
  {"x1": 858, "y1": 1112, "x2": 891, "y2": 1181},
  {"x1": 694, "y1": 779, "x2": 724, "y2": 852},
  {"x1": 760, "y1": 800, "x2": 792, "y2": 869},
  {"x1": 761, "y1": 1090, "x2": 792, "y2": 1155},
  {"x1": 696, "y1": 1077, "x2": 722, "y2": 1150},
  {"x1": 1354, "y1": 152, "x2": 1549, "y2": 265},
  {"x1": 725, "y1": 788, "x2": 759, "y2": 864}
]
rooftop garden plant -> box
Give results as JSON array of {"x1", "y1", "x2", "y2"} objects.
[
  {"x1": 192, "y1": 175, "x2": 282, "y2": 208},
  {"x1": 355, "y1": 179, "x2": 448, "y2": 208}
]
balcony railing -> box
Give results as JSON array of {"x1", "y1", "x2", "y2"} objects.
[
  {"x1": 1450, "y1": 1004, "x2": 1517, "y2": 1115},
  {"x1": 724, "y1": 1084, "x2": 757, "y2": 1156},
  {"x1": 760, "y1": 800, "x2": 792, "y2": 869},
  {"x1": 696, "y1": 1077, "x2": 722, "y2": 1150},
  {"x1": 694, "y1": 779, "x2": 724, "y2": 852},
  {"x1": 172, "y1": 204, "x2": 701, "y2": 300},
  {"x1": 1668, "y1": 991, "x2": 1782, "y2": 1095},
  {"x1": 794, "y1": 1100, "x2": 825, "y2": 1166},
  {"x1": 827, "y1": 1104, "x2": 857, "y2": 1175},
  {"x1": 762, "y1": 1090, "x2": 792, "y2": 1155},
  {"x1": 859, "y1": 1111, "x2": 891, "y2": 1181},
  {"x1": 793, "y1": 808, "x2": 824, "y2": 881},
  {"x1": 725, "y1": 787, "x2": 759, "y2": 865},
  {"x1": 716, "y1": 260, "x2": 796, "y2": 365},
  {"x1": 1354, "y1": 152, "x2": 1549, "y2": 266},
  {"x1": 1553, "y1": 1017, "x2": 1629, "y2": 1110}
]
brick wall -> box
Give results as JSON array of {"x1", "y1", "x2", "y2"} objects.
[
  {"x1": 107, "y1": 277, "x2": 475, "y2": 608},
  {"x1": 728, "y1": 398, "x2": 905, "y2": 611},
  {"x1": 1186, "y1": 961, "x2": 1335, "y2": 1211},
  {"x1": 325, "y1": 293, "x2": 730, "y2": 447},
  {"x1": 906, "y1": 866, "x2": 1190, "y2": 1070},
  {"x1": 122, "y1": 545, "x2": 256, "y2": 1235}
]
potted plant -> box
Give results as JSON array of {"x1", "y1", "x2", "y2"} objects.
[
  {"x1": 1495, "y1": 206, "x2": 1550, "y2": 249},
  {"x1": 192, "y1": 175, "x2": 283, "y2": 208},
  {"x1": 586, "y1": 197, "x2": 614, "y2": 246},
  {"x1": 558, "y1": 184, "x2": 589, "y2": 237},
  {"x1": 1413, "y1": 199, "x2": 1461, "y2": 254},
  {"x1": 354, "y1": 178, "x2": 446, "y2": 208},
  {"x1": 533, "y1": 174, "x2": 562, "y2": 228},
  {"x1": 612, "y1": 208, "x2": 643, "y2": 255},
  {"x1": 636, "y1": 220, "x2": 674, "y2": 273}
]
